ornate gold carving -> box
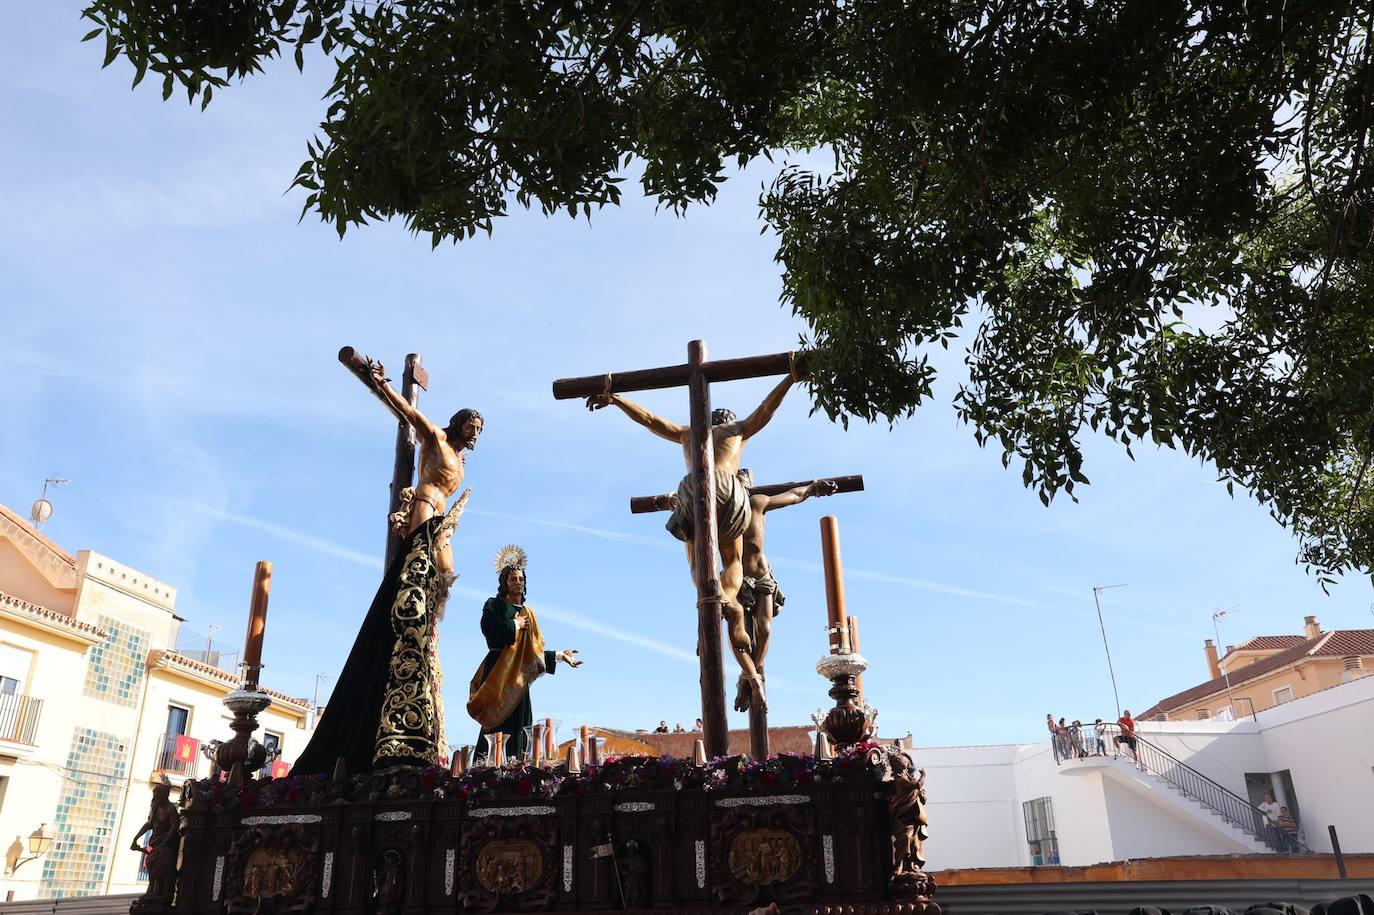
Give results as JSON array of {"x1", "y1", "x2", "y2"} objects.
[
  {"x1": 241, "y1": 843, "x2": 309, "y2": 900},
  {"x1": 374, "y1": 518, "x2": 447, "y2": 765},
  {"x1": 474, "y1": 839, "x2": 544, "y2": 894},
  {"x1": 726, "y1": 828, "x2": 801, "y2": 885}
]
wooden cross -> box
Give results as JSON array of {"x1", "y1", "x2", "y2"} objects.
[
  {"x1": 338, "y1": 347, "x2": 429, "y2": 568},
  {"x1": 630, "y1": 475, "x2": 864, "y2": 756},
  {"x1": 552, "y1": 340, "x2": 806, "y2": 758},
  {"x1": 629, "y1": 475, "x2": 864, "y2": 514}
]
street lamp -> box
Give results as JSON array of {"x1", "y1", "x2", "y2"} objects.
[{"x1": 8, "y1": 824, "x2": 54, "y2": 874}]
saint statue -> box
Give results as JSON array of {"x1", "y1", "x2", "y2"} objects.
[
  {"x1": 467, "y1": 546, "x2": 583, "y2": 760},
  {"x1": 734, "y1": 470, "x2": 837, "y2": 710},
  {"x1": 586, "y1": 373, "x2": 798, "y2": 711},
  {"x1": 130, "y1": 782, "x2": 179, "y2": 904},
  {"x1": 292, "y1": 359, "x2": 483, "y2": 775}
]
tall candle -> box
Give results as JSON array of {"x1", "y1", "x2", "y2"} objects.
[
  {"x1": 588, "y1": 736, "x2": 600, "y2": 766},
  {"x1": 849, "y1": 616, "x2": 864, "y2": 701},
  {"x1": 532, "y1": 723, "x2": 544, "y2": 764},
  {"x1": 819, "y1": 517, "x2": 850, "y2": 653},
  {"x1": 492, "y1": 732, "x2": 506, "y2": 768},
  {"x1": 544, "y1": 717, "x2": 555, "y2": 760},
  {"x1": 579, "y1": 724, "x2": 590, "y2": 756},
  {"x1": 242, "y1": 561, "x2": 273, "y2": 682}
]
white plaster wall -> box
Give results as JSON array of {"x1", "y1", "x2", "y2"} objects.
[
  {"x1": 0, "y1": 629, "x2": 90, "y2": 902},
  {"x1": 1097, "y1": 771, "x2": 1251, "y2": 859},
  {"x1": 1013, "y1": 743, "x2": 1118, "y2": 867},
  {"x1": 1255, "y1": 675, "x2": 1374, "y2": 854},
  {"x1": 910, "y1": 744, "x2": 1024, "y2": 870}
]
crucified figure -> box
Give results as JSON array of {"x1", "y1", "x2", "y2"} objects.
[
  {"x1": 586, "y1": 375, "x2": 798, "y2": 712},
  {"x1": 733, "y1": 471, "x2": 838, "y2": 710},
  {"x1": 365, "y1": 359, "x2": 483, "y2": 576}
]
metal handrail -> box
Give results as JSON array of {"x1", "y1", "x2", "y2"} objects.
[{"x1": 1048, "y1": 721, "x2": 1303, "y2": 852}]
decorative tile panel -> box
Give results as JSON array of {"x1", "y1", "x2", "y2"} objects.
[
  {"x1": 39, "y1": 727, "x2": 129, "y2": 897},
  {"x1": 83, "y1": 615, "x2": 150, "y2": 705}
]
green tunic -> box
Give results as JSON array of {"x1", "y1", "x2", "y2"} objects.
[{"x1": 472, "y1": 598, "x2": 558, "y2": 760}]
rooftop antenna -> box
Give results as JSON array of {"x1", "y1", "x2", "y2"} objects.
[
  {"x1": 1213, "y1": 607, "x2": 1241, "y2": 720},
  {"x1": 1092, "y1": 584, "x2": 1127, "y2": 719},
  {"x1": 29, "y1": 478, "x2": 69, "y2": 529}
]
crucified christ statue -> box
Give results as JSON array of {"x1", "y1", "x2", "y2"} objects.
[
  {"x1": 291, "y1": 349, "x2": 486, "y2": 776},
  {"x1": 365, "y1": 358, "x2": 483, "y2": 576},
  {"x1": 586, "y1": 374, "x2": 798, "y2": 712},
  {"x1": 733, "y1": 471, "x2": 838, "y2": 710}
]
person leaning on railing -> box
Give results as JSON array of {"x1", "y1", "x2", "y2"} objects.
[{"x1": 1114, "y1": 710, "x2": 1140, "y2": 765}]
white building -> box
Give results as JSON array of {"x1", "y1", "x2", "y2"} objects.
[
  {"x1": 0, "y1": 503, "x2": 314, "y2": 901},
  {"x1": 913, "y1": 672, "x2": 1374, "y2": 871}
]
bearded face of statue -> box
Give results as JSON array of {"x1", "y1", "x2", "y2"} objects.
[
  {"x1": 448, "y1": 408, "x2": 484, "y2": 450},
  {"x1": 499, "y1": 567, "x2": 526, "y2": 604}
]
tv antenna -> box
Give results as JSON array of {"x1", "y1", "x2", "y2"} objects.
[
  {"x1": 29, "y1": 477, "x2": 69, "y2": 529},
  {"x1": 1093, "y1": 583, "x2": 1128, "y2": 719}
]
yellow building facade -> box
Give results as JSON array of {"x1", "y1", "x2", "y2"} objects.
[
  {"x1": 1141, "y1": 615, "x2": 1374, "y2": 722},
  {"x1": 0, "y1": 503, "x2": 314, "y2": 900}
]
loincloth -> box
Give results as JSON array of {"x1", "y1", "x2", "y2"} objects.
[
  {"x1": 740, "y1": 565, "x2": 785, "y2": 616},
  {"x1": 389, "y1": 486, "x2": 444, "y2": 537},
  {"x1": 665, "y1": 470, "x2": 751, "y2": 543}
]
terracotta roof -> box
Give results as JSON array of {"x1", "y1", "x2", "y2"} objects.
[
  {"x1": 637, "y1": 726, "x2": 815, "y2": 758},
  {"x1": 1314, "y1": 629, "x2": 1374, "y2": 656},
  {"x1": 1141, "y1": 629, "x2": 1374, "y2": 719},
  {"x1": 0, "y1": 502, "x2": 76, "y2": 567},
  {"x1": 0, "y1": 589, "x2": 107, "y2": 638},
  {"x1": 153, "y1": 650, "x2": 311, "y2": 711},
  {"x1": 1229, "y1": 635, "x2": 1306, "y2": 653}
]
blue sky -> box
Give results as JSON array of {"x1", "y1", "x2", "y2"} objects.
[{"x1": 3, "y1": 2, "x2": 1373, "y2": 750}]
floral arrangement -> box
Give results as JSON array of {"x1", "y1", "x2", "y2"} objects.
[{"x1": 187, "y1": 741, "x2": 892, "y2": 812}]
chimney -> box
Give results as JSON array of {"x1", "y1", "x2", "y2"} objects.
[
  {"x1": 1204, "y1": 639, "x2": 1221, "y2": 679},
  {"x1": 1303, "y1": 615, "x2": 1321, "y2": 640}
]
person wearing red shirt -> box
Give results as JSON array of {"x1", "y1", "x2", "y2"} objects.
[{"x1": 1114, "y1": 710, "x2": 1139, "y2": 764}]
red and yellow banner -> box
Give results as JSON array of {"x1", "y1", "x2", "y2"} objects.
[{"x1": 174, "y1": 735, "x2": 199, "y2": 763}]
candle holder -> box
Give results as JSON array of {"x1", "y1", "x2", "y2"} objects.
[
  {"x1": 212, "y1": 688, "x2": 274, "y2": 776},
  {"x1": 815, "y1": 652, "x2": 875, "y2": 748}
]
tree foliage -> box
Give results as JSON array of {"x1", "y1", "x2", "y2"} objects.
[{"x1": 81, "y1": 0, "x2": 1374, "y2": 584}]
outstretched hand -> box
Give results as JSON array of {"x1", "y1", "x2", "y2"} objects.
[
  {"x1": 558, "y1": 649, "x2": 584, "y2": 668},
  {"x1": 365, "y1": 357, "x2": 388, "y2": 387},
  {"x1": 585, "y1": 393, "x2": 613, "y2": 411},
  {"x1": 813, "y1": 480, "x2": 839, "y2": 497}
]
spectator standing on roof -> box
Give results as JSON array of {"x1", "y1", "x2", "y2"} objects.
[
  {"x1": 1093, "y1": 719, "x2": 1107, "y2": 756},
  {"x1": 1115, "y1": 710, "x2": 1139, "y2": 764}
]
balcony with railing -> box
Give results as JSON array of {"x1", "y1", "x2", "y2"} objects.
[
  {"x1": 151, "y1": 732, "x2": 201, "y2": 780},
  {"x1": 0, "y1": 692, "x2": 43, "y2": 746},
  {"x1": 1050, "y1": 721, "x2": 1303, "y2": 853}
]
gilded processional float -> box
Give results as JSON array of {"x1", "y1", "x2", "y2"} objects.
[{"x1": 129, "y1": 342, "x2": 937, "y2": 915}]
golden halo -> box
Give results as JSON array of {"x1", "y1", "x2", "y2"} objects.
[{"x1": 493, "y1": 544, "x2": 528, "y2": 573}]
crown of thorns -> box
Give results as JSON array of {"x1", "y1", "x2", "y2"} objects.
[{"x1": 494, "y1": 544, "x2": 528, "y2": 573}]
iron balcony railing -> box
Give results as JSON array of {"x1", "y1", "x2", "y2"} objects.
[
  {"x1": 153, "y1": 732, "x2": 199, "y2": 776},
  {"x1": 1049, "y1": 721, "x2": 1304, "y2": 853},
  {"x1": 0, "y1": 692, "x2": 43, "y2": 745}
]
